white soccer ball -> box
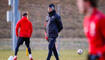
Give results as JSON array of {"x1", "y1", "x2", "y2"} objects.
[
  {"x1": 77, "y1": 49, "x2": 83, "y2": 55},
  {"x1": 8, "y1": 56, "x2": 13, "y2": 60}
]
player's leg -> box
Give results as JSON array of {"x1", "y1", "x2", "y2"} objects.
[
  {"x1": 25, "y1": 38, "x2": 33, "y2": 60},
  {"x1": 46, "y1": 38, "x2": 56, "y2": 60},
  {"x1": 15, "y1": 37, "x2": 24, "y2": 56},
  {"x1": 52, "y1": 43, "x2": 59, "y2": 60},
  {"x1": 25, "y1": 38, "x2": 31, "y2": 54},
  {"x1": 14, "y1": 37, "x2": 24, "y2": 60}
]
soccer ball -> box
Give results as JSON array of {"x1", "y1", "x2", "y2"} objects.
[
  {"x1": 8, "y1": 56, "x2": 13, "y2": 60},
  {"x1": 77, "y1": 49, "x2": 83, "y2": 55}
]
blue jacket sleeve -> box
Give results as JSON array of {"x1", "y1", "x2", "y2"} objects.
[{"x1": 56, "y1": 16, "x2": 63, "y2": 33}]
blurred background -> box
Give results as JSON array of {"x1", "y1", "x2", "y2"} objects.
[
  {"x1": 0, "y1": 0, "x2": 105, "y2": 60},
  {"x1": 0, "y1": 0, "x2": 105, "y2": 49}
]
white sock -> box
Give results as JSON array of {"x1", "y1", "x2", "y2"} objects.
[{"x1": 29, "y1": 54, "x2": 32, "y2": 58}]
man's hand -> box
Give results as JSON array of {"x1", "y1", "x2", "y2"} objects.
[
  {"x1": 44, "y1": 31, "x2": 49, "y2": 42},
  {"x1": 45, "y1": 36, "x2": 49, "y2": 42}
]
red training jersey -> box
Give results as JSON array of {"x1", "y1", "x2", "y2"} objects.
[
  {"x1": 16, "y1": 16, "x2": 33, "y2": 38},
  {"x1": 84, "y1": 8, "x2": 105, "y2": 55}
]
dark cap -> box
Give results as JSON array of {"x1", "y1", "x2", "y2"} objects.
[{"x1": 49, "y1": 4, "x2": 55, "y2": 10}]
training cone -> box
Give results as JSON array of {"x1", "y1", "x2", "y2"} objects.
[{"x1": 26, "y1": 48, "x2": 29, "y2": 56}]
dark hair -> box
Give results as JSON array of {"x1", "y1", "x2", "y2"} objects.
[
  {"x1": 23, "y1": 13, "x2": 28, "y2": 17},
  {"x1": 84, "y1": 0, "x2": 98, "y2": 7}
]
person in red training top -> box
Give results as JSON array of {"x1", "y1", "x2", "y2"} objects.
[
  {"x1": 77, "y1": 0, "x2": 105, "y2": 60},
  {"x1": 13, "y1": 12, "x2": 33, "y2": 60},
  {"x1": 44, "y1": 16, "x2": 49, "y2": 41}
]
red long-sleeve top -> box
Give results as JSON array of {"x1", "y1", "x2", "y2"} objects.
[
  {"x1": 16, "y1": 16, "x2": 33, "y2": 38},
  {"x1": 84, "y1": 8, "x2": 105, "y2": 55}
]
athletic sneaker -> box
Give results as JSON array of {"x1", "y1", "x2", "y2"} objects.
[
  {"x1": 30, "y1": 57, "x2": 33, "y2": 60},
  {"x1": 13, "y1": 56, "x2": 17, "y2": 60}
]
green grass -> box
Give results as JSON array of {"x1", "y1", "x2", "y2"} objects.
[{"x1": 0, "y1": 50, "x2": 88, "y2": 60}]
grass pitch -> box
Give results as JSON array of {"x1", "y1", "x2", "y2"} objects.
[{"x1": 0, "y1": 50, "x2": 88, "y2": 60}]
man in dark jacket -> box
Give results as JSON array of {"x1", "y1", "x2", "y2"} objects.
[{"x1": 46, "y1": 4, "x2": 63, "y2": 60}]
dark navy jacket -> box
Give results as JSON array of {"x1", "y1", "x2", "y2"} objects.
[{"x1": 46, "y1": 11, "x2": 63, "y2": 38}]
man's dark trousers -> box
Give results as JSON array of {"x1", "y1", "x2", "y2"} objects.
[
  {"x1": 47, "y1": 38, "x2": 59, "y2": 60},
  {"x1": 15, "y1": 37, "x2": 31, "y2": 56}
]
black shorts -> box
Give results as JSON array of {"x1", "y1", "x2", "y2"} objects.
[
  {"x1": 17, "y1": 37, "x2": 30, "y2": 47},
  {"x1": 88, "y1": 54, "x2": 100, "y2": 60}
]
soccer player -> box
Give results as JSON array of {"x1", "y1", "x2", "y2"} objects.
[
  {"x1": 44, "y1": 16, "x2": 49, "y2": 41},
  {"x1": 13, "y1": 13, "x2": 33, "y2": 60},
  {"x1": 77, "y1": 0, "x2": 105, "y2": 60},
  {"x1": 46, "y1": 4, "x2": 63, "y2": 60}
]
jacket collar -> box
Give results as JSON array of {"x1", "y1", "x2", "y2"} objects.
[
  {"x1": 91, "y1": 8, "x2": 98, "y2": 16},
  {"x1": 48, "y1": 10, "x2": 56, "y2": 17},
  {"x1": 85, "y1": 8, "x2": 98, "y2": 19},
  {"x1": 22, "y1": 16, "x2": 28, "y2": 21}
]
